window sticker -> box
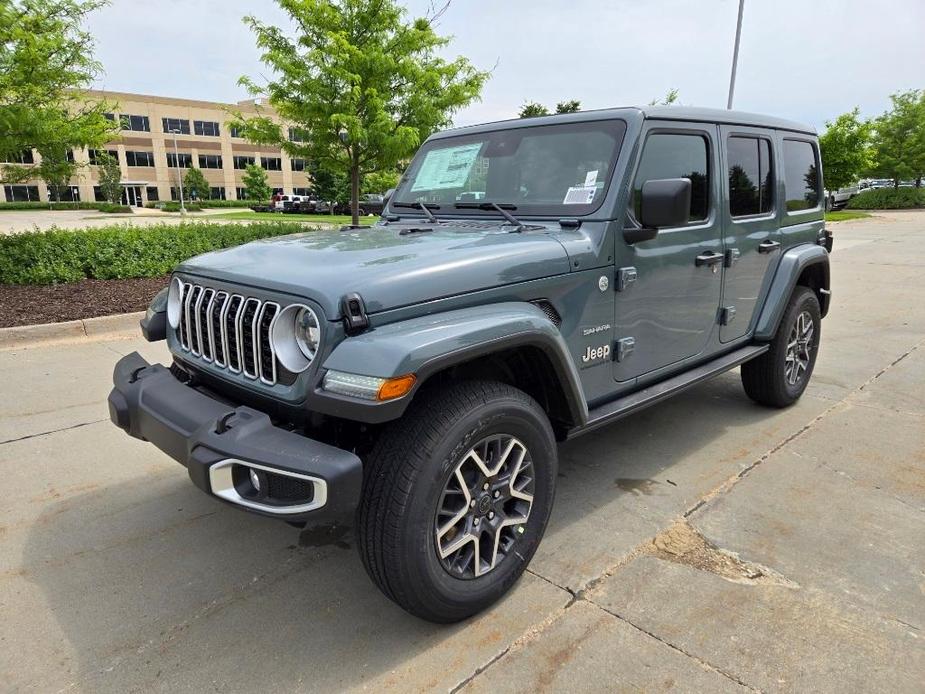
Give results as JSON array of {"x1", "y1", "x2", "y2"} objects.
[
  {"x1": 411, "y1": 143, "x2": 483, "y2": 191},
  {"x1": 563, "y1": 185, "x2": 597, "y2": 205},
  {"x1": 584, "y1": 170, "x2": 598, "y2": 186}
]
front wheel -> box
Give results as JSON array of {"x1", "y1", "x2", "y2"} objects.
[
  {"x1": 356, "y1": 381, "x2": 557, "y2": 622},
  {"x1": 741, "y1": 286, "x2": 821, "y2": 407}
]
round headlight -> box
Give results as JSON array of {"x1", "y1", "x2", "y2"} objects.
[
  {"x1": 270, "y1": 304, "x2": 321, "y2": 373},
  {"x1": 167, "y1": 276, "x2": 184, "y2": 329}
]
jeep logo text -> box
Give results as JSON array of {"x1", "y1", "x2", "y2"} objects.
[{"x1": 581, "y1": 343, "x2": 611, "y2": 364}]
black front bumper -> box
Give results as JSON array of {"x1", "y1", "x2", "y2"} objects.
[{"x1": 108, "y1": 352, "x2": 362, "y2": 523}]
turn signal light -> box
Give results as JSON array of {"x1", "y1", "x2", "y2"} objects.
[{"x1": 377, "y1": 374, "x2": 416, "y2": 401}]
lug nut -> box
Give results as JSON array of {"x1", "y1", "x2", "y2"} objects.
[
  {"x1": 488, "y1": 511, "x2": 495, "y2": 520},
  {"x1": 483, "y1": 482, "x2": 490, "y2": 491},
  {"x1": 474, "y1": 517, "x2": 480, "y2": 526},
  {"x1": 493, "y1": 490, "x2": 500, "y2": 498},
  {"x1": 470, "y1": 499, "x2": 476, "y2": 508}
]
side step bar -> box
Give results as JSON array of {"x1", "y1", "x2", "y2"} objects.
[{"x1": 567, "y1": 344, "x2": 769, "y2": 440}]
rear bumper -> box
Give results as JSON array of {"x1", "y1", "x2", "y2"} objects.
[{"x1": 108, "y1": 352, "x2": 362, "y2": 524}]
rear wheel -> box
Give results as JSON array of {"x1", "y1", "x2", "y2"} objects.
[
  {"x1": 357, "y1": 381, "x2": 557, "y2": 622},
  {"x1": 741, "y1": 286, "x2": 821, "y2": 407}
]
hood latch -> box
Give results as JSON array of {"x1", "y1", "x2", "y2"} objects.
[{"x1": 341, "y1": 292, "x2": 370, "y2": 335}]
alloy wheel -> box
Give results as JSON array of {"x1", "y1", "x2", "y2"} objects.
[
  {"x1": 434, "y1": 435, "x2": 535, "y2": 579},
  {"x1": 785, "y1": 310, "x2": 814, "y2": 386}
]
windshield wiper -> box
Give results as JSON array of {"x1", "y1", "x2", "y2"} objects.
[
  {"x1": 454, "y1": 202, "x2": 524, "y2": 232},
  {"x1": 392, "y1": 201, "x2": 440, "y2": 223}
]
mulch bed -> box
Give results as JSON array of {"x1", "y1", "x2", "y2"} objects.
[{"x1": 0, "y1": 276, "x2": 169, "y2": 328}]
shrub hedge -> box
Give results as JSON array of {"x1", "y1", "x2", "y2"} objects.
[
  {"x1": 846, "y1": 187, "x2": 925, "y2": 209},
  {"x1": 0, "y1": 201, "x2": 113, "y2": 211},
  {"x1": 0, "y1": 221, "x2": 315, "y2": 285},
  {"x1": 99, "y1": 204, "x2": 133, "y2": 213},
  {"x1": 144, "y1": 199, "x2": 257, "y2": 209}
]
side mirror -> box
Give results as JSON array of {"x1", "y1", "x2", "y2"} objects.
[
  {"x1": 624, "y1": 178, "x2": 692, "y2": 244},
  {"x1": 383, "y1": 188, "x2": 395, "y2": 206}
]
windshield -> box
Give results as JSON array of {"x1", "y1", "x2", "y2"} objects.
[{"x1": 392, "y1": 119, "x2": 627, "y2": 217}]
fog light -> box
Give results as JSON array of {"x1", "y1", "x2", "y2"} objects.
[{"x1": 249, "y1": 468, "x2": 262, "y2": 493}]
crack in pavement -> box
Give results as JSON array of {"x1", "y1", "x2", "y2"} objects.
[{"x1": 0, "y1": 418, "x2": 106, "y2": 446}]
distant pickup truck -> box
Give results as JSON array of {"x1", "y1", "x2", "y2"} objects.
[{"x1": 825, "y1": 186, "x2": 859, "y2": 210}]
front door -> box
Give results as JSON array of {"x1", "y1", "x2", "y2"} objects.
[
  {"x1": 719, "y1": 126, "x2": 781, "y2": 342},
  {"x1": 613, "y1": 123, "x2": 724, "y2": 382}
]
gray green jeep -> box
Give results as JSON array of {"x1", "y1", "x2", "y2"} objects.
[{"x1": 109, "y1": 106, "x2": 832, "y2": 622}]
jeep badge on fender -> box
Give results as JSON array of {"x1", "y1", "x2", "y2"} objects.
[{"x1": 110, "y1": 106, "x2": 830, "y2": 623}]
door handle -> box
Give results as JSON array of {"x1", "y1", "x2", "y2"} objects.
[
  {"x1": 695, "y1": 251, "x2": 724, "y2": 267},
  {"x1": 758, "y1": 240, "x2": 781, "y2": 254}
]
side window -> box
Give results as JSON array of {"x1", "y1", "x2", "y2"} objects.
[
  {"x1": 783, "y1": 139, "x2": 820, "y2": 211},
  {"x1": 634, "y1": 133, "x2": 709, "y2": 222},
  {"x1": 727, "y1": 136, "x2": 774, "y2": 216}
]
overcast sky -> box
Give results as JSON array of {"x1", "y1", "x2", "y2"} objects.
[{"x1": 86, "y1": 0, "x2": 925, "y2": 131}]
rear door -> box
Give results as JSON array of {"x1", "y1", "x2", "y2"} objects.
[
  {"x1": 719, "y1": 127, "x2": 781, "y2": 341},
  {"x1": 613, "y1": 122, "x2": 724, "y2": 382}
]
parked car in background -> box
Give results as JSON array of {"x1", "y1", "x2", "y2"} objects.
[
  {"x1": 316, "y1": 193, "x2": 385, "y2": 216},
  {"x1": 825, "y1": 185, "x2": 859, "y2": 210}
]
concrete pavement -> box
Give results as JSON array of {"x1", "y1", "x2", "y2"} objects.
[{"x1": 1, "y1": 212, "x2": 923, "y2": 692}]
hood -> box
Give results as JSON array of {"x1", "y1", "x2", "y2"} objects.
[{"x1": 177, "y1": 223, "x2": 572, "y2": 319}]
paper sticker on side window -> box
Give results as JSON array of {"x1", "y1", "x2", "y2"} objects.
[
  {"x1": 411, "y1": 143, "x2": 483, "y2": 191},
  {"x1": 563, "y1": 185, "x2": 597, "y2": 205}
]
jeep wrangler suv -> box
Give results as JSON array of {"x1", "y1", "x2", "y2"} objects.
[{"x1": 109, "y1": 107, "x2": 832, "y2": 623}]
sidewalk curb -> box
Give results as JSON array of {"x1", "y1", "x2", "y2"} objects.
[{"x1": 0, "y1": 311, "x2": 144, "y2": 350}]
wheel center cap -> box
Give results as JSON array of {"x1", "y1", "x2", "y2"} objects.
[{"x1": 477, "y1": 495, "x2": 492, "y2": 516}]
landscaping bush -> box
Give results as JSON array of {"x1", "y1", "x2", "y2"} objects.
[
  {"x1": 98, "y1": 204, "x2": 133, "y2": 213},
  {"x1": 846, "y1": 187, "x2": 925, "y2": 209},
  {"x1": 144, "y1": 199, "x2": 256, "y2": 209},
  {"x1": 0, "y1": 201, "x2": 112, "y2": 211},
  {"x1": 144, "y1": 201, "x2": 203, "y2": 212},
  {"x1": 0, "y1": 221, "x2": 315, "y2": 285}
]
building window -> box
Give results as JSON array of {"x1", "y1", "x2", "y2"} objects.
[
  {"x1": 235, "y1": 187, "x2": 248, "y2": 200},
  {"x1": 146, "y1": 186, "x2": 160, "y2": 202},
  {"x1": 633, "y1": 133, "x2": 710, "y2": 222},
  {"x1": 194, "y1": 120, "x2": 220, "y2": 137},
  {"x1": 292, "y1": 187, "x2": 312, "y2": 196},
  {"x1": 233, "y1": 155, "x2": 255, "y2": 170},
  {"x1": 3, "y1": 185, "x2": 41, "y2": 202},
  {"x1": 51, "y1": 185, "x2": 80, "y2": 202},
  {"x1": 198, "y1": 154, "x2": 223, "y2": 169},
  {"x1": 272, "y1": 187, "x2": 283, "y2": 195},
  {"x1": 170, "y1": 187, "x2": 185, "y2": 201},
  {"x1": 261, "y1": 156, "x2": 282, "y2": 171},
  {"x1": 104, "y1": 113, "x2": 116, "y2": 122},
  {"x1": 230, "y1": 126, "x2": 244, "y2": 138},
  {"x1": 88, "y1": 149, "x2": 119, "y2": 165},
  {"x1": 783, "y1": 139, "x2": 820, "y2": 212},
  {"x1": 208, "y1": 187, "x2": 226, "y2": 200},
  {"x1": 119, "y1": 114, "x2": 150, "y2": 132},
  {"x1": 727, "y1": 136, "x2": 774, "y2": 217},
  {"x1": 166, "y1": 152, "x2": 193, "y2": 168},
  {"x1": 162, "y1": 117, "x2": 191, "y2": 135},
  {"x1": 288, "y1": 127, "x2": 307, "y2": 142},
  {"x1": 125, "y1": 150, "x2": 155, "y2": 167},
  {"x1": 290, "y1": 158, "x2": 306, "y2": 171},
  {"x1": 93, "y1": 186, "x2": 106, "y2": 202},
  {"x1": 2, "y1": 150, "x2": 34, "y2": 164}
]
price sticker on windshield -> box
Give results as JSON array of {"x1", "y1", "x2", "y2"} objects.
[
  {"x1": 563, "y1": 185, "x2": 597, "y2": 205},
  {"x1": 411, "y1": 143, "x2": 483, "y2": 192}
]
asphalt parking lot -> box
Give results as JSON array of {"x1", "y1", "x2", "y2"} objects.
[{"x1": 2, "y1": 211, "x2": 923, "y2": 692}]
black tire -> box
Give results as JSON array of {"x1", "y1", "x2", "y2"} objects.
[
  {"x1": 741, "y1": 286, "x2": 821, "y2": 407},
  {"x1": 357, "y1": 381, "x2": 557, "y2": 622}
]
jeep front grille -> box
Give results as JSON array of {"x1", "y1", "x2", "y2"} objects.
[{"x1": 176, "y1": 281, "x2": 280, "y2": 385}]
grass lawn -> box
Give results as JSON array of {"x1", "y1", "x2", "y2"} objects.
[
  {"x1": 211, "y1": 210, "x2": 376, "y2": 225},
  {"x1": 825, "y1": 210, "x2": 871, "y2": 222}
]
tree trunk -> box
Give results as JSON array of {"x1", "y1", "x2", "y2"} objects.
[
  {"x1": 916, "y1": 176, "x2": 921, "y2": 188},
  {"x1": 350, "y1": 155, "x2": 360, "y2": 227}
]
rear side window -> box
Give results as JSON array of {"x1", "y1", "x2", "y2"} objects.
[
  {"x1": 633, "y1": 133, "x2": 709, "y2": 222},
  {"x1": 782, "y1": 139, "x2": 820, "y2": 211},
  {"x1": 727, "y1": 136, "x2": 773, "y2": 216}
]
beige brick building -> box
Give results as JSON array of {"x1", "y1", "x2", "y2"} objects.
[{"x1": 1, "y1": 90, "x2": 310, "y2": 205}]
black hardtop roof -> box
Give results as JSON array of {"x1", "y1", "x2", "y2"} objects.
[{"x1": 433, "y1": 106, "x2": 816, "y2": 139}]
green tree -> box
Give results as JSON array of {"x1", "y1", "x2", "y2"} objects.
[
  {"x1": 242, "y1": 163, "x2": 271, "y2": 203},
  {"x1": 309, "y1": 161, "x2": 350, "y2": 213},
  {"x1": 868, "y1": 89, "x2": 925, "y2": 188},
  {"x1": 518, "y1": 102, "x2": 549, "y2": 118},
  {"x1": 555, "y1": 100, "x2": 581, "y2": 114},
  {"x1": 0, "y1": 0, "x2": 116, "y2": 164},
  {"x1": 35, "y1": 144, "x2": 77, "y2": 204},
  {"x1": 649, "y1": 88, "x2": 680, "y2": 106},
  {"x1": 183, "y1": 167, "x2": 210, "y2": 200},
  {"x1": 363, "y1": 170, "x2": 400, "y2": 194},
  {"x1": 234, "y1": 0, "x2": 488, "y2": 226},
  {"x1": 96, "y1": 151, "x2": 122, "y2": 204},
  {"x1": 819, "y1": 108, "x2": 874, "y2": 191}
]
